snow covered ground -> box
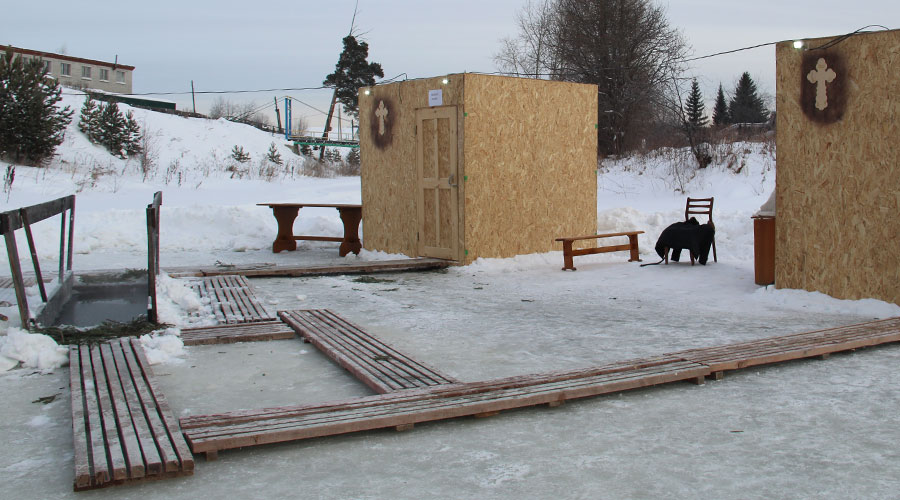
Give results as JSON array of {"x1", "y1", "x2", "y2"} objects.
[{"x1": 1, "y1": 95, "x2": 899, "y2": 499}]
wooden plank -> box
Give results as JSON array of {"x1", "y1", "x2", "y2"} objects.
[
  {"x1": 181, "y1": 321, "x2": 295, "y2": 346},
  {"x1": 109, "y1": 341, "x2": 164, "y2": 476},
  {"x1": 117, "y1": 338, "x2": 180, "y2": 473},
  {"x1": 69, "y1": 347, "x2": 92, "y2": 490},
  {"x1": 165, "y1": 258, "x2": 452, "y2": 278},
  {"x1": 89, "y1": 345, "x2": 128, "y2": 481},
  {"x1": 555, "y1": 230, "x2": 644, "y2": 242},
  {"x1": 182, "y1": 359, "x2": 709, "y2": 454},
  {"x1": 99, "y1": 343, "x2": 145, "y2": 479},
  {"x1": 78, "y1": 347, "x2": 110, "y2": 487},
  {"x1": 126, "y1": 338, "x2": 194, "y2": 473}
]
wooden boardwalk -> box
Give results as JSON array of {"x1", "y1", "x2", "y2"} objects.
[
  {"x1": 181, "y1": 321, "x2": 296, "y2": 346},
  {"x1": 179, "y1": 317, "x2": 900, "y2": 460},
  {"x1": 166, "y1": 258, "x2": 451, "y2": 278},
  {"x1": 191, "y1": 275, "x2": 274, "y2": 324},
  {"x1": 280, "y1": 309, "x2": 458, "y2": 393},
  {"x1": 69, "y1": 338, "x2": 194, "y2": 491},
  {"x1": 180, "y1": 355, "x2": 708, "y2": 460}
]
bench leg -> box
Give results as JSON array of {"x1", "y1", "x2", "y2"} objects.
[
  {"x1": 337, "y1": 207, "x2": 362, "y2": 257},
  {"x1": 561, "y1": 241, "x2": 576, "y2": 271},
  {"x1": 205, "y1": 450, "x2": 219, "y2": 461},
  {"x1": 270, "y1": 206, "x2": 300, "y2": 253},
  {"x1": 627, "y1": 233, "x2": 642, "y2": 262}
]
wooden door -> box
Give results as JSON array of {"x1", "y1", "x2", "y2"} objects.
[{"x1": 416, "y1": 106, "x2": 459, "y2": 260}]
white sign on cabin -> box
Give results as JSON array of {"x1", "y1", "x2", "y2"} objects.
[{"x1": 428, "y1": 89, "x2": 443, "y2": 107}]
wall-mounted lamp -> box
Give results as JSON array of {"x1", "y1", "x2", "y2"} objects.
[
  {"x1": 363, "y1": 88, "x2": 371, "y2": 95},
  {"x1": 793, "y1": 40, "x2": 805, "y2": 49},
  {"x1": 441, "y1": 78, "x2": 450, "y2": 85}
]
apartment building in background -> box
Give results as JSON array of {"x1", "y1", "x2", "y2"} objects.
[{"x1": 1, "y1": 45, "x2": 134, "y2": 94}]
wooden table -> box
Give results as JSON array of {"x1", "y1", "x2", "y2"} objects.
[{"x1": 257, "y1": 203, "x2": 362, "y2": 256}]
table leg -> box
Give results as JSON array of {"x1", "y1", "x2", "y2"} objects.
[
  {"x1": 271, "y1": 206, "x2": 300, "y2": 253},
  {"x1": 337, "y1": 207, "x2": 362, "y2": 256}
]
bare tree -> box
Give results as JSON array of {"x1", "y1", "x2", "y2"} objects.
[{"x1": 493, "y1": 0, "x2": 560, "y2": 78}]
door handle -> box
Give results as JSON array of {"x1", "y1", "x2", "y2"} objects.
[{"x1": 448, "y1": 174, "x2": 458, "y2": 188}]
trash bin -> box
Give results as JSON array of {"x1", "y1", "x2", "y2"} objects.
[{"x1": 752, "y1": 216, "x2": 775, "y2": 285}]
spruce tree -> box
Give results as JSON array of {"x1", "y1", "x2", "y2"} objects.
[
  {"x1": 684, "y1": 79, "x2": 708, "y2": 129},
  {"x1": 97, "y1": 101, "x2": 128, "y2": 157},
  {"x1": 124, "y1": 110, "x2": 142, "y2": 156},
  {"x1": 323, "y1": 35, "x2": 384, "y2": 119},
  {"x1": 265, "y1": 142, "x2": 283, "y2": 165},
  {"x1": 728, "y1": 72, "x2": 768, "y2": 123},
  {"x1": 0, "y1": 49, "x2": 72, "y2": 165},
  {"x1": 347, "y1": 148, "x2": 360, "y2": 168},
  {"x1": 231, "y1": 145, "x2": 250, "y2": 163},
  {"x1": 712, "y1": 84, "x2": 729, "y2": 126},
  {"x1": 79, "y1": 96, "x2": 102, "y2": 142}
]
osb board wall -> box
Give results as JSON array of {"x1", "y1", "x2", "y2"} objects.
[
  {"x1": 359, "y1": 76, "x2": 464, "y2": 258},
  {"x1": 461, "y1": 74, "x2": 597, "y2": 263},
  {"x1": 775, "y1": 30, "x2": 900, "y2": 304}
]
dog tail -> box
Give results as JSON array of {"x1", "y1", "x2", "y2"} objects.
[{"x1": 640, "y1": 258, "x2": 665, "y2": 267}]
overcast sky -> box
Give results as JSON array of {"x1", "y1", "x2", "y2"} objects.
[{"x1": 3, "y1": 1, "x2": 896, "y2": 128}]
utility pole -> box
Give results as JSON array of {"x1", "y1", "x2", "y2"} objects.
[
  {"x1": 319, "y1": 92, "x2": 337, "y2": 161},
  {"x1": 191, "y1": 80, "x2": 196, "y2": 114},
  {"x1": 274, "y1": 97, "x2": 283, "y2": 135}
]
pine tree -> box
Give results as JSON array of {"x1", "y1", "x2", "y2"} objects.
[
  {"x1": 712, "y1": 84, "x2": 729, "y2": 126},
  {"x1": 323, "y1": 35, "x2": 384, "y2": 119},
  {"x1": 300, "y1": 144, "x2": 312, "y2": 156},
  {"x1": 684, "y1": 79, "x2": 707, "y2": 129},
  {"x1": 0, "y1": 49, "x2": 73, "y2": 165},
  {"x1": 265, "y1": 142, "x2": 283, "y2": 165},
  {"x1": 231, "y1": 145, "x2": 250, "y2": 163},
  {"x1": 728, "y1": 72, "x2": 768, "y2": 124}
]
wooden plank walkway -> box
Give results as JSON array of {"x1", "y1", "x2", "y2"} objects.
[
  {"x1": 166, "y1": 258, "x2": 451, "y2": 278},
  {"x1": 191, "y1": 275, "x2": 274, "y2": 324},
  {"x1": 179, "y1": 316, "x2": 900, "y2": 460},
  {"x1": 280, "y1": 309, "x2": 458, "y2": 393},
  {"x1": 181, "y1": 321, "x2": 296, "y2": 346},
  {"x1": 180, "y1": 355, "x2": 709, "y2": 460},
  {"x1": 69, "y1": 338, "x2": 194, "y2": 491},
  {"x1": 668, "y1": 317, "x2": 900, "y2": 378}
]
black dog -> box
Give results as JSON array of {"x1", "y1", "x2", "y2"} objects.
[{"x1": 653, "y1": 217, "x2": 716, "y2": 265}]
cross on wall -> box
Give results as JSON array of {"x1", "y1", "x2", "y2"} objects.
[
  {"x1": 807, "y1": 58, "x2": 837, "y2": 111},
  {"x1": 375, "y1": 100, "x2": 389, "y2": 135}
]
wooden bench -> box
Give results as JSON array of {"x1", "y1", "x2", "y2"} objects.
[
  {"x1": 257, "y1": 203, "x2": 362, "y2": 256},
  {"x1": 180, "y1": 321, "x2": 296, "y2": 346},
  {"x1": 69, "y1": 338, "x2": 194, "y2": 491},
  {"x1": 556, "y1": 231, "x2": 644, "y2": 271},
  {"x1": 191, "y1": 275, "x2": 274, "y2": 324},
  {"x1": 280, "y1": 309, "x2": 459, "y2": 393},
  {"x1": 179, "y1": 355, "x2": 709, "y2": 460}
]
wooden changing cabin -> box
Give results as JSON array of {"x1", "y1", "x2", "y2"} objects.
[{"x1": 358, "y1": 73, "x2": 598, "y2": 264}]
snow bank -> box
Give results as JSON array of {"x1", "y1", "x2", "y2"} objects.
[
  {"x1": 156, "y1": 273, "x2": 216, "y2": 327},
  {"x1": 140, "y1": 328, "x2": 185, "y2": 365},
  {"x1": 751, "y1": 286, "x2": 900, "y2": 319},
  {"x1": 0, "y1": 328, "x2": 68, "y2": 373}
]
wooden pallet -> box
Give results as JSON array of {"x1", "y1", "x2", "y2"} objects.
[
  {"x1": 191, "y1": 275, "x2": 274, "y2": 324},
  {"x1": 180, "y1": 321, "x2": 296, "y2": 346},
  {"x1": 165, "y1": 258, "x2": 452, "y2": 278},
  {"x1": 280, "y1": 309, "x2": 458, "y2": 393},
  {"x1": 669, "y1": 317, "x2": 900, "y2": 378},
  {"x1": 69, "y1": 338, "x2": 194, "y2": 491},
  {"x1": 180, "y1": 355, "x2": 709, "y2": 460}
]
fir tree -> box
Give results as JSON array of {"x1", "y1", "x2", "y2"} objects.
[
  {"x1": 684, "y1": 79, "x2": 708, "y2": 129},
  {"x1": 0, "y1": 50, "x2": 73, "y2": 165},
  {"x1": 728, "y1": 72, "x2": 768, "y2": 124},
  {"x1": 323, "y1": 35, "x2": 384, "y2": 119},
  {"x1": 78, "y1": 96, "x2": 101, "y2": 142},
  {"x1": 300, "y1": 144, "x2": 312, "y2": 156},
  {"x1": 712, "y1": 84, "x2": 729, "y2": 126},
  {"x1": 265, "y1": 142, "x2": 283, "y2": 165},
  {"x1": 231, "y1": 145, "x2": 250, "y2": 163},
  {"x1": 97, "y1": 101, "x2": 128, "y2": 157},
  {"x1": 124, "y1": 110, "x2": 142, "y2": 157},
  {"x1": 347, "y1": 148, "x2": 360, "y2": 168}
]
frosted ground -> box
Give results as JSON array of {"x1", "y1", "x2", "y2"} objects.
[{"x1": 1, "y1": 95, "x2": 899, "y2": 499}]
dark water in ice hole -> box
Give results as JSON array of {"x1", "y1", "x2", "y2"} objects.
[{"x1": 53, "y1": 283, "x2": 148, "y2": 327}]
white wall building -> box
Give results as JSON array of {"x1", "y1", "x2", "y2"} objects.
[{"x1": 1, "y1": 45, "x2": 134, "y2": 94}]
